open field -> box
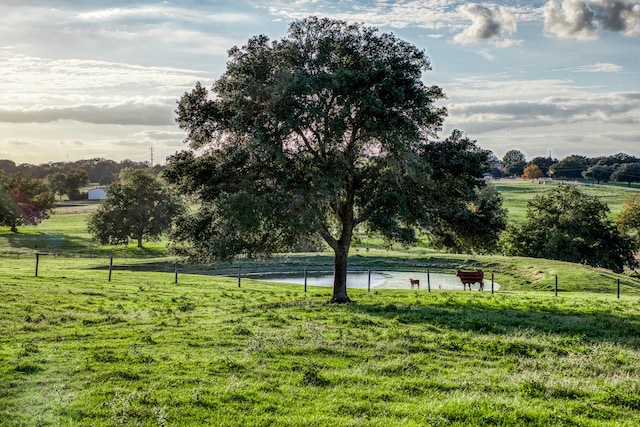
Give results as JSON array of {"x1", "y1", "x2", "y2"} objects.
[
  {"x1": 493, "y1": 180, "x2": 638, "y2": 223},
  {"x1": 2, "y1": 180, "x2": 640, "y2": 425},
  {"x1": 2, "y1": 257, "x2": 640, "y2": 426}
]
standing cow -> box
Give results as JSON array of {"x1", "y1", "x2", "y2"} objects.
[{"x1": 456, "y1": 270, "x2": 484, "y2": 291}]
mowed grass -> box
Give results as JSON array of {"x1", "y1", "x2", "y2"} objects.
[
  {"x1": 494, "y1": 180, "x2": 637, "y2": 223},
  {"x1": 2, "y1": 256, "x2": 640, "y2": 426}
]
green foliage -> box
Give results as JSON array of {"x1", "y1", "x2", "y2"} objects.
[
  {"x1": 501, "y1": 185, "x2": 637, "y2": 273},
  {"x1": 617, "y1": 194, "x2": 640, "y2": 250},
  {"x1": 549, "y1": 154, "x2": 589, "y2": 179},
  {"x1": 87, "y1": 170, "x2": 185, "y2": 248},
  {"x1": 611, "y1": 162, "x2": 640, "y2": 187},
  {"x1": 0, "y1": 172, "x2": 55, "y2": 232},
  {"x1": 167, "y1": 17, "x2": 503, "y2": 302},
  {"x1": 502, "y1": 149, "x2": 527, "y2": 176}
]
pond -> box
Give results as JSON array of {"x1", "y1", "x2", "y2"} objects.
[{"x1": 250, "y1": 270, "x2": 499, "y2": 291}]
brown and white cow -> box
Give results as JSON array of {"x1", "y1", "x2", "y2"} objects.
[
  {"x1": 456, "y1": 270, "x2": 484, "y2": 291},
  {"x1": 409, "y1": 278, "x2": 420, "y2": 289}
]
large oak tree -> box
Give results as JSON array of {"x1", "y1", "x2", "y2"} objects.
[{"x1": 165, "y1": 17, "x2": 502, "y2": 302}]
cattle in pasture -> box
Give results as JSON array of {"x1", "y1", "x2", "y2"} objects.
[
  {"x1": 456, "y1": 269, "x2": 484, "y2": 291},
  {"x1": 409, "y1": 278, "x2": 420, "y2": 289}
]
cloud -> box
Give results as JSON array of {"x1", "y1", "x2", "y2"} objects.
[
  {"x1": 453, "y1": 3, "x2": 519, "y2": 46},
  {"x1": 543, "y1": 0, "x2": 640, "y2": 39},
  {"x1": 447, "y1": 90, "x2": 640, "y2": 133},
  {"x1": 543, "y1": 0, "x2": 598, "y2": 39},
  {"x1": 570, "y1": 62, "x2": 623, "y2": 72},
  {"x1": 591, "y1": 0, "x2": 640, "y2": 35},
  {"x1": 0, "y1": 98, "x2": 175, "y2": 125}
]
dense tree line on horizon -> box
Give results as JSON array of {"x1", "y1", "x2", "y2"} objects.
[
  {"x1": 499, "y1": 150, "x2": 640, "y2": 186},
  {"x1": 0, "y1": 158, "x2": 164, "y2": 184}
]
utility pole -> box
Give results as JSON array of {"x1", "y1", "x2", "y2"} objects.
[{"x1": 149, "y1": 147, "x2": 154, "y2": 168}]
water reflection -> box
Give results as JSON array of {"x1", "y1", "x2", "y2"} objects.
[{"x1": 251, "y1": 270, "x2": 499, "y2": 291}]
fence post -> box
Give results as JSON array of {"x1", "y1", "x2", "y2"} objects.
[
  {"x1": 617, "y1": 278, "x2": 620, "y2": 299},
  {"x1": 35, "y1": 253, "x2": 40, "y2": 277},
  {"x1": 175, "y1": 262, "x2": 179, "y2": 285},
  {"x1": 304, "y1": 268, "x2": 308, "y2": 293},
  {"x1": 108, "y1": 254, "x2": 113, "y2": 282},
  {"x1": 555, "y1": 275, "x2": 558, "y2": 297},
  {"x1": 237, "y1": 266, "x2": 241, "y2": 288},
  {"x1": 491, "y1": 272, "x2": 494, "y2": 294},
  {"x1": 427, "y1": 269, "x2": 431, "y2": 292},
  {"x1": 367, "y1": 270, "x2": 371, "y2": 292}
]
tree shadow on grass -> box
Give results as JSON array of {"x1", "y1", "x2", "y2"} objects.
[
  {"x1": 344, "y1": 300, "x2": 640, "y2": 348},
  {"x1": 1, "y1": 231, "x2": 95, "y2": 253}
]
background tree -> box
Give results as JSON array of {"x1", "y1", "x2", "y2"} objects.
[
  {"x1": 64, "y1": 169, "x2": 90, "y2": 199},
  {"x1": 46, "y1": 172, "x2": 68, "y2": 199},
  {"x1": 582, "y1": 164, "x2": 615, "y2": 184},
  {"x1": 617, "y1": 194, "x2": 640, "y2": 251},
  {"x1": 502, "y1": 150, "x2": 527, "y2": 177},
  {"x1": 522, "y1": 165, "x2": 544, "y2": 180},
  {"x1": 501, "y1": 186, "x2": 636, "y2": 273},
  {"x1": 526, "y1": 156, "x2": 557, "y2": 176},
  {"x1": 0, "y1": 172, "x2": 55, "y2": 232},
  {"x1": 165, "y1": 17, "x2": 503, "y2": 303},
  {"x1": 429, "y1": 183, "x2": 508, "y2": 254},
  {"x1": 611, "y1": 163, "x2": 640, "y2": 187},
  {"x1": 87, "y1": 170, "x2": 185, "y2": 248},
  {"x1": 549, "y1": 154, "x2": 589, "y2": 179}
]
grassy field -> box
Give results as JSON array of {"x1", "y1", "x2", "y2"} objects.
[
  {"x1": 1, "y1": 256, "x2": 640, "y2": 426},
  {"x1": 2, "y1": 180, "x2": 640, "y2": 425},
  {"x1": 493, "y1": 180, "x2": 638, "y2": 223}
]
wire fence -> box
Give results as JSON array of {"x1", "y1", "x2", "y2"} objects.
[{"x1": 5, "y1": 252, "x2": 637, "y2": 299}]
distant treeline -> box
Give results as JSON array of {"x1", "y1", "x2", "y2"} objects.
[
  {"x1": 496, "y1": 151, "x2": 640, "y2": 186},
  {"x1": 0, "y1": 158, "x2": 165, "y2": 185}
]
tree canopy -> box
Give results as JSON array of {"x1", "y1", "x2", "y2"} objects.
[
  {"x1": 0, "y1": 172, "x2": 55, "y2": 232},
  {"x1": 501, "y1": 186, "x2": 636, "y2": 273},
  {"x1": 502, "y1": 149, "x2": 527, "y2": 177},
  {"x1": 165, "y1": 17, "x2": 505, "y2": 302},
  {"x1": 87, "y1": 170, "x2": 185, "y2": 248}
]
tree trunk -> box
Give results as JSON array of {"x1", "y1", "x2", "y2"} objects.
[
  {"x1": 330, "y1": 244, "x2": 351, "y2": 303},
  {"x1": 137, "y1": 235, "x2": 143, "y2": 248}
]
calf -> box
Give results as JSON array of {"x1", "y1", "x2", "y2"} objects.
[
  {"x1": 409, "y1": 278, "x2": 420, "y2": 289},
  {"x1": 456, "y1": 269, "x2": 484, "y2": 291}
]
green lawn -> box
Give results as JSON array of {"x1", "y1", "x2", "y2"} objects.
[
  {"x1": 494, "y1": 180, "x2": 638, "y2": 223},
  {"x1": 1, "y1": 256, "x2": 640, "y2": 426}
]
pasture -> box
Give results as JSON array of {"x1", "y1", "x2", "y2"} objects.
[
  {"x1": 2, "y1": 257, "x2": 640, "y2": 426},
  {"x1": 2, "y1": 179, "x2": 640, "y2": 425}
]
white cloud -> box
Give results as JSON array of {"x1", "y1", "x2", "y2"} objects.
[
  {"x1": 453, "y1": 3, "x2": 519, "y2": 46},
  {"x1": 543, "y1": 0, "x2": 598, "y2": 40},
  {"x1": 570, "y1": 62, "x2": 623, "y2": 72}
]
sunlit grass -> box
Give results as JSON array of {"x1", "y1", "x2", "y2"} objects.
[{"x1": 2, "y1": 257, "x2": 640, "y2": 426}]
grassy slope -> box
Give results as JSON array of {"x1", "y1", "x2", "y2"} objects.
[
  {"x1": 1, "y1": 258, "x2": 640, "y2": 426},
  {"x1": 2, "y1": 181, "x2": 640, "y2": 425}
]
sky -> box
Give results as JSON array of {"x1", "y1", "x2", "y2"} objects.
[{"x1": 1, "y1": 0, "x2": 639, "y2": 166}]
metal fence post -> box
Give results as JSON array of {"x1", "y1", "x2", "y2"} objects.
[
  {"x1": 427, "y1": 269, "x2": 431, "y2": 292},
  {"x1": 108, "y1": 254, "x2": 113, "y2": 282},
  {"x1": 491, "y1": 272, "x2": 494, "y2": 294},
  {"x1": 237, "y1": 266, "x2": 241, "y2": 288},
  {"x1": 555, "y1": 275, "x2": 558, "y2": 297},
  {"x1": 304, "y1": 268, "x2": 308, "y2": 293},
  {"x1": 367, "y1": 270, "x2": 371, "y2": 292},
  {"x1": 35, "y1": 254, "x2": 39, "y2": 277}
]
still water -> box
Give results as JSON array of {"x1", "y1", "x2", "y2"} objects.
[{"x1": 251, "y1": 270, "x2": 499, "y2": 291}]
